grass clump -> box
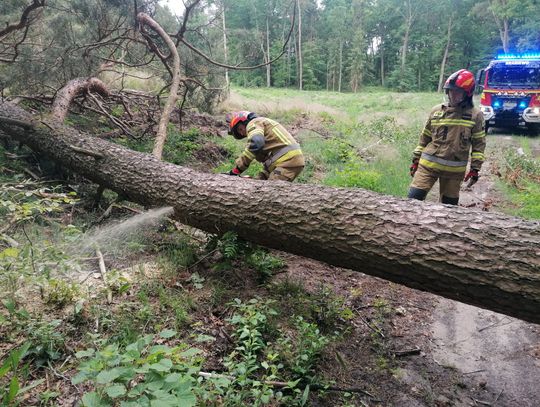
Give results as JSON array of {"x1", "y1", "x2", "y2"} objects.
[
  {"x1": 500, "y1": 148, "x2": 540, "y2": 219},
  {"x1": 323, "y1": 161, "x2": 383, "y2": 191}
]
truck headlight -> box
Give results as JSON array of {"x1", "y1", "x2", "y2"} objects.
[{"x1": 481, "y1": 106, "x2": 494, "y2": 120}]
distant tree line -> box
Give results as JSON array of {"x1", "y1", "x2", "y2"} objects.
[
  {"x1": 220, "y1": 0, "x2": 540, "y2": 92},
  {"x1": 1, "y1": 0, "x2": 539, "y2": 104}
]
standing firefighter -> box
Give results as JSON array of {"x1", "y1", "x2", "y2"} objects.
[
  {"x1": 408, "y1": 69, "x2": 486, "y2": 205},
  {"x1": 225, "y1": 111, "x2": 305, "y2": 181}
]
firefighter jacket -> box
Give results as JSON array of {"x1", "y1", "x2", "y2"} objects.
[
  {"x1": 234, "y1": 117, "x2": 305, "y2": 172},
  {"x1": 412, "y1": 103, "x2": 486, "y2": 179}
]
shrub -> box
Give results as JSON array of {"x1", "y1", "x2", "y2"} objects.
[{"x1": 323, "y1": 161, "x2": 383, "y2": 191}]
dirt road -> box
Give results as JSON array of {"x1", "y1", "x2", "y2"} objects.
[{"x1": 429, "y1": 130, "x2": 540, "y2": 407}]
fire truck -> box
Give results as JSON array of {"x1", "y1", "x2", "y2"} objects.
[{"x1": 477, "y1": 53, "x2": 540, "y2": 134}]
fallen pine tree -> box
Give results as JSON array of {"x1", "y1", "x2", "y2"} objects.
[{"x1": 0, "y1": 101, "x2": 539, "y2": 324}]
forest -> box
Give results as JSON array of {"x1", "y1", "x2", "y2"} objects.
[{"x1": 0, "y1": 1, "x2": 539, "y2": 406}]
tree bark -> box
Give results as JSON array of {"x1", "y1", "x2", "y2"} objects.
[
  {"x1": 489, "y1": 0, "x2": 510, "y2": 53},
  {"x1": 51, "y1": 77, "x2": 110, "y2": 122},
  {"x1": 0, "y1": 102, "x2": 539, "y2": 324},
  {"x1": 296, "y1": 0, "x2": 303, "y2": 90},
  {"x1": 437, "y1": 16, "x2": 453, "y2": 93},
  {"x1": 221, "y1": 1, "x2": 230, "y2": 89},
  {"x1": 380, "y1": 43, "x2": 385, "y2": 87},
  {"x1": 137, "y1": 13, "x2": 181, "y2": 160},
  {"x1": 338, "y1": 40, "x2": 343, "y2": 93},
  {"x1": 400, "y1": 0, "x2": 414, "y2": 71},
  {"x1": 266, "y1": 15, "x2": 271, "y2": 87}
]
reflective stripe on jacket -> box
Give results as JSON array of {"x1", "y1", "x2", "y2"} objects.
[
  {"x1": 413, "y1": 103, "x2": 486, "y2": 177},
  {"x1": 235, "y1": 117, "x2": 304, "y2": 172}
]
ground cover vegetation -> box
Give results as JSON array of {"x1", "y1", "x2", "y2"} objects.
[
  {"x1": 1, "y1": 0, "x2": 539, "y2": 405},
  {"x1": 2, "y1": 85, "x2": 538, "y2": 405}
]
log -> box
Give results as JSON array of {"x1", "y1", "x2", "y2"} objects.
[{"x1": 0, "y1": 101, "x2": 539, "y2": 324}]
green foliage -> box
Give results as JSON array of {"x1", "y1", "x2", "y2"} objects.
[
  {"x1": 211, "y1": 136, "x2": 264, "y2": 178},
  {"x1": 162, "y1": 127, "x2": 201, "y2": 165},
  {"x1": 323, "y1": 161, "x2": 384, "y2": 191},
  {"x1": 207, "y1": 232, "x2": 285, "y2": 282},
  {"x1": 246, "y1": 248, "x2": 286, "y2": 283},
  {"x1": 221, "y1": 298, "x2": 328, "y2": 406},
  {"x1": 44, "y1": 279, "x2": 80, "y2": 306},
  {"x1": 274, "y1": 316, "x2": 330, "y2": 379},
  {"x1": 25, "y1": 319, "x2": 66, "y2": 367},
  {"x1": 500, "y1": 149, "x2": 540, "y2": 219},
  {"x1": 114, "y1": 136, "x2": 154, "y2": 153},
  {"x1": 0, "y1": 302, "x2": 67, "y2": 368},
  {"x1": 159, "y1": 235, "x2": 199, "y2": 271},
  {"x1": 157, "y1": 286, "x2": 194, "y2": 330},
  {"x1": 387, "y1": 65, "x2": 419, "y2": 92},
  {"x1": 0, "y1": 182, "x2": 78, "y2": 224},
  {"x1": 309, "y1": 286, "x2": 353, "y2": 333},
  {"x1": 271, "y1": 282, "x2": 353, "y2": 334},
  {"x1": 0, "y1": 342, "x2": 44, "y2": 406},
  {"x1": 74, "y1": 299, "x2": 332, "y2": 406},
  {"x1": 73, "y1": 331, "x2": 203, "y2": 407}
]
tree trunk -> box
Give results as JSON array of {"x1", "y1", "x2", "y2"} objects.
[
  {"x1": 50, "y1": 78, "x2": 110, "y2": 122},
  {"x1": 489, "y1": 1, "x2": 510, "y2": 54},
  {"x1": 266, "y1": 15, "x2": 271, "y2": 87},
  {"x1": 502, "y1": 18, "x2": 510, "y2": 53},
  {"x1": 296, "y1": 0, "x2": 303, "y2": 90},
  {"x1": 437, "y1": 16, "x2": 453, "y2": 93},
  {"x1": 400, "y1": 0, "x2": 414, "y2": 71},
  {"x1": 221, "y1": 1, "x2": 230, "y2": 89},
  {"x1": 136, "y1": 13, "x2": 181, "y2": 160},
  {"x1": 380, "y1": 44, "x2": 385, "y2": 87},
  {"x1": 1, "y1": 102, "x2": 539, "y2": 324},
  {"x1": 338, "y1": 40, "x2": 343, "y2": 93}
]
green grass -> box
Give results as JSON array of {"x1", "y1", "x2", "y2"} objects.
[
  {"x1": 499, "y1": 180, "x2": 540, "y2": 219},
  {"x1": 219, "y1": 87, "x2": 431, "y2": 196},
  {"x1": 230, "y1": 86, "x2": 442, "y2": 125},
  {"x1": 498, "y1": 148, "x2": 540, "y2": 219}
]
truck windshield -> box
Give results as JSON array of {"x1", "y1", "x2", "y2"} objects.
[{"x1": 487, "y1": 65, "x2": 540, "y2": 88}]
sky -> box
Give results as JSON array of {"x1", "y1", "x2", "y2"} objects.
[{"x1": 159, "y1": 0, "x2": 185, "y2": 17}]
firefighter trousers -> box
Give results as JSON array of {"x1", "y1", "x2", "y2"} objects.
[
  {"x1": 410, "y1": 165, "x2": 463, "y2": 202},
  {"x1": 257, "y1": 165, "x2": 304, "y2": 182}
]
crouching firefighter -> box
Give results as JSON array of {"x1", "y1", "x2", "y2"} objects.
[
  {"x1": 408, "y1": 69, "x2": 486, "y2": 205},
  {"x1": 225, "y1": 111, "x2": 305, "y2": 181}
]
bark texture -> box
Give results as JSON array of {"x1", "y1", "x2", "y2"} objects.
[
  {"x1": 137, "y1": 12, "x2": 181, "y2": 160},
  {"x1": 50, "y1": 77, "x2": 110, "y2": 122},
  {"x1": 0, "y1": 101, "x2": 539, "y2": 324}
]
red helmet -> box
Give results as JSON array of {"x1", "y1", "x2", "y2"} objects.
[
  {"x1": 444, "y1": 69, "x2": 475, "y2": 97},
  {"x1": 226, "y1": 111, "x2": 257, "y2": 139}
]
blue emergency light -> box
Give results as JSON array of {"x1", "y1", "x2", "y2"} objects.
[
  {"x1": 493, "y1": 100, "x2": 501, "y2": 108},
  {"x1": 497, "y1": 53, "x2": 540, "y2": 60},
  {"x1": 519, "y1": 100, "x2": 528, "y2": 109}
]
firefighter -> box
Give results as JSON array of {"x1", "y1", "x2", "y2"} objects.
[
  {"x1": 225, "y1": 111, "x2": 305, "y2": 181},
  {"x1": 408, "y1": 69, "x2": 486, "y2": 205}
]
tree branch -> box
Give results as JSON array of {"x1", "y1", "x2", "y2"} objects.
[
  {"x1": 176, "y1": 0, "x2": 296, "y2": 71},
  {"x1": 0, "y1": 0, "x2": 45, "y2": 39},
  {"x1": 136, "y1": 12, "x2": 182, "y2": 160}
]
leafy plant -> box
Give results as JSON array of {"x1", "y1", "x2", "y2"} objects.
[
  {"x1": 44, "y1": 279, "x2": 80, "y2": 306},
  {"x1": 0, "y1": 342, "x2": 44, "y2": 406},
  {"x1": 162, "y1": 127, "x2": 201, "y2": 165},
  {"x1": 25, "y1": 319, "x2": 66, "y2": 367},
  {"x1": 275, "y1": 316, "x2": 329, "y2": 379},
  {"x1": 246, "y1": 248, "x2": 286, "y2": 283},
  {"x1": 73, "y1": 330, "x2": 204, "y2": 407},
  {"x1": 223, "y1": 298, "x2": 290, "y2": 406},
  {"x1": 323, "y1": 160, "x2": 383, "y2": 191}
]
